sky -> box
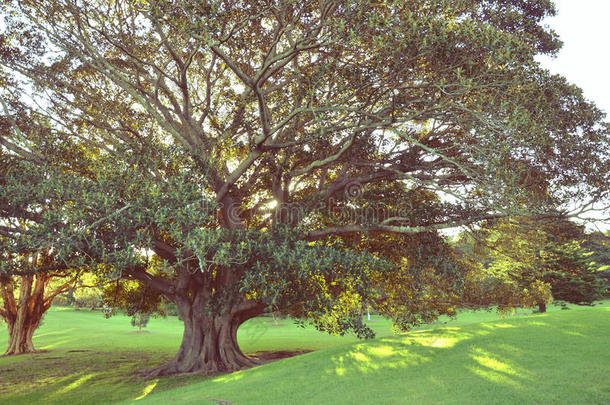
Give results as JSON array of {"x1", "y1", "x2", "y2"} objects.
[
  {"x1": 536, "y1": 0, "x2": 610, "y2": 231},
  {"x1": 537, "y1": 0, "x2": 610, "y2": 117}
]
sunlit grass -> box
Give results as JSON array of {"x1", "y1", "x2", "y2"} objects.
[
  {"x1": 130, "y1": 304, "x2": 610, "y2": 405},
  {"x1": 0, "y1": 302, "x2": 608, "y2": 404},
  {"x1": 135, "y1": 379, "x2": 159, "y2": 401}
]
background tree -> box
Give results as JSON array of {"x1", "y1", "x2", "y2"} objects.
[
  {"x1": 131, "y1": 312, "x2": 151, "y2": 333},
  {"x1": 457, "y1": 217, "x2": 606, "y2": 313},
  {"x1": 0, "y1": 254, "x2": 80, "y2": 355},
  {"x1": 537, "y1": 222, "x2": 607, "y2": 310},
  {"x1": 69, "y1": 274, "x2": 105, "y2": 310},
  {"x1": 453, "y1": 229, "x2": 553, "y2": 312},
  {"x1": 583, "y1": 231, "x2": 610, "y2": 295},
  {"x1": 1, "y1": 0, "x2": 609, "y2": 376},
  {"x1": 0, "y1": 106, "x2": 91, "y2": 355},
  {"x1": 102, "y1": 259, "x2": 169, "y2": 332}
]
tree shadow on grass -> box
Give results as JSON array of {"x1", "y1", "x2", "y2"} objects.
[
  {"x1": 0, "y1": 347, "x2": 314, "y2": 404},
  {"x1": 115, "y1": 309, "x2": 609, "y2": 404},
  {"x1": 1, "y1": 309, "x2": 608, "y2": 405},
  {"x1": 318, "y1": 312, "x2": 609, "y2": 404},
  {"x1": 0, "y1": 349, "x2": 191, "y2": 404}
]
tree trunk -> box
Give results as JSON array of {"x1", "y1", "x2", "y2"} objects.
[
  {"x1": 141, "y1": 299, "x2": 264, "y2": 377},
  {"x1": 537, "y1": 302, "x2": 547, "y2": 313},
  {"x1": 2, "y1": 275, "x2": 48, "y2": 356},
  {"x1": 4, "y1": 316, "x2": 40, "y2": 355},
  {"x1": 0, "y1": 272, "x2": 69, "y2": 356}
]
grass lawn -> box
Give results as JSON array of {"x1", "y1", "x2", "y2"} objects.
[{"x1": 1, "y1": 302, "x2": 608, "y2": 404}]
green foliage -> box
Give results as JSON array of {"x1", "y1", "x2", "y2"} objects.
[
  {"x1": 55, "y1": 284, "x2": 102, "y2": 308},
  {"x1": 50, "y1": 294, "x2": 70, "y2": 307},
  {"x1": 103, "y1": 279, "x2": 165, "y2": 319},
  {"x1": 541, "y1": 241, "x2": 606, "y2": 304},
  {"x1": 218, "y1": 226, "x2": 392, "y2": 338},
  {"x1": 130, "y1": 312, "x2": 150, "y2": 332},
  {"x1": 583, "y1": 232, "x2": 610, "y2": 295},
  {"x1": 314, "y1": 184, "x2": 469, "y2": 330},
  {"x1": 72, "y1": 285, "x2": 103, "y2": 310},
  {"x1": 361, "y1": 231, "x2": 465, "y2": 331},
  {"x1": 1, "y1": 0, "x2": 610, "y2": 372},
  {"x1": 457, "y1": 217, "x2": 606, "y2": 310}
]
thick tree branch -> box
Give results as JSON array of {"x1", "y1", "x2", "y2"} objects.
[{"x1": 306, "y1": 215, "x2": 503, "y2": 240}]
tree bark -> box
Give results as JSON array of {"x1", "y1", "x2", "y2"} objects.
[
  {"x1": 2, "y1": 271, "x2": 75, "y2": 356},
  {"x1": 537, "y1": 302, "x2": 547, "y2": 313},
  {"x1": 2, "y1": 275, "x2": 48, "y2": 356},
  {"x1": 141, "y1": 296, "x2": 264, "y2": 377},
  {"x1": 4, "y1": 315, "x2": 40, "y2": 355}
]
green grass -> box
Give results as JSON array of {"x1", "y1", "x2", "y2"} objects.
[{"x1": 1, "y1": 302, "x2": 609, "y2": 404}]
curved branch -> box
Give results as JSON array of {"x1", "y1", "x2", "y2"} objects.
[{"x1": 305, "y1": 215, "x2": 503, "y2": 240}]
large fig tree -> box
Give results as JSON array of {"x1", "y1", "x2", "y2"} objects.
[{"x1": 1, "y1": 0, "x2": 609, "y2": 376}]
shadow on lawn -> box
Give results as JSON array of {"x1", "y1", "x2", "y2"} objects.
[
  {"x1": 322, "y1": 314, "x2": 602, "y2": 403},
  {"x1": 1, "y1": 308, "x2": 608, "y2": 404},
  {"x1": 0, "y1": 349, "x2": 187, "y2": 404},
  {"x1": 0, "y1": 346, "x2": 310, "y2": 404},
  {"x1": 127, "y1": 309, "x2": 609, "y2": 405}
]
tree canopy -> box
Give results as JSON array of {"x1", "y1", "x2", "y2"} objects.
[
  {"x1": 1, "y1": 0, "x2": 609, "y2": 375},
  {"x1": 455, "y1": 217, "x2": 607, "y2": 312}
]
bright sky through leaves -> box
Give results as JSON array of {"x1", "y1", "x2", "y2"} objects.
[
  {"x1": 537, "y1": 0, "x2": 610, "y2": 231},
  {"x1": 537, "y1": 0, "x2": 610, "y2": 117}
]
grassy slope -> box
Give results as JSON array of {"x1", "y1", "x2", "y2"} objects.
[
  {"x1": 0, "y1": 308, "x2": 393, "y2": 404},
  {"x1": 0, "y1": 303, "x2": 608, "y2": 404},
  {"x1": 130, "y1": 305, "x2": 610, "y2": 405}
]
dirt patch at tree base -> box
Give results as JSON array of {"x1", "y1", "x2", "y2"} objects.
[{"x1": 251, "y1": 350, "x2": 312, "y2": 363}]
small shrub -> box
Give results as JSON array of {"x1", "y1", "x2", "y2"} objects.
[
  {"x1": 52, "y1": 294, "x2": 70, "y2": 307},
  {"x1": 131, "y1": 312, "x2": 150, "y2": 332}
]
